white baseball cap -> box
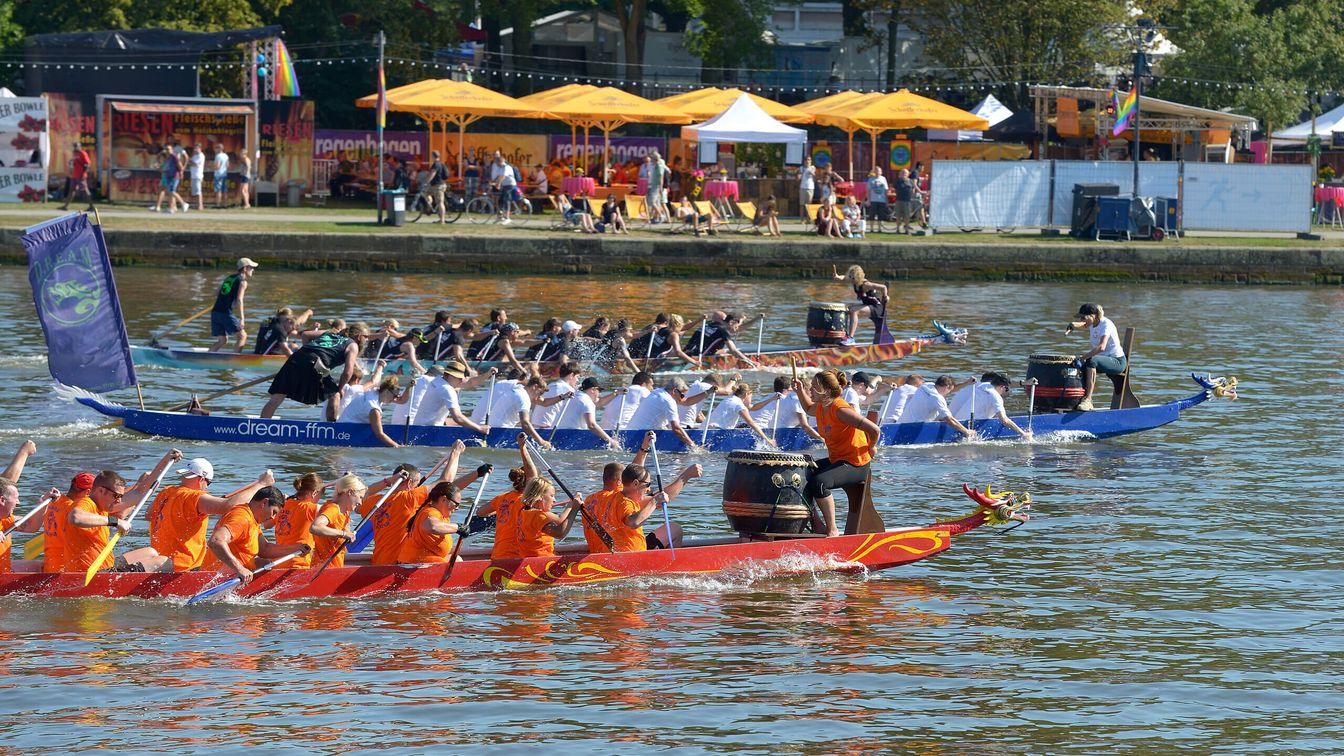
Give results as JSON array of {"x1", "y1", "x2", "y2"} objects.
[
  {"x1": 176, "y1": 458, "x2": 214, "y2": 482},
  {"x1": 562, "y1": 320, "x2": 581, "y2": 333},
  {"x1": 237, "y1": 257, "x2": 260, "y2": 270}
]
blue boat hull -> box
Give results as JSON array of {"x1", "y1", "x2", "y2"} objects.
[{"x1": 77, "y1": 389, "x2": 1210, "y2": 453}]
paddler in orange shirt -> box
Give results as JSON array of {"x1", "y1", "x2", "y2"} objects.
[
  {"x1": 514, "y1": 477, "x2": 584, "y2": 559},
  {"x1": 65, "y1": 453, "x2": 175, "y2": 575},
  {"x1": 398, "y1": 480, "x2": 470, "y2": 564},
  {"x1": 310, "y1": 474, "x2": 366, "y2": 569},
  {"x1": 357, "y1": 440, "x2": 488, "y2": 566},
  {"x1": 273, "y1": 473, "x2": 324, "y2": 568},
  {"x1": 145, "y1": 456, "x2": 275, "y2": 572},
  {"x1": 592, "y1": 462, "x2": 701, "y2": 553},
  {"x1": 204, "y1": 485, "x2": 304, "y2": 585},
  {"x1": 43, "y1": 473, "x2": 94, "y2": 573},
  {"x1": 1, "y1": 483, "x2": 58, "y2": 573},
  {"x1": 792, "y1": 368, "x2": 882, "y2": 537},
  {"x1": 477, "y1": 433, "x2": 537, "y2": 560},
  {"x1": 581, "y1": 431, "x2": 654, "y2": 552}
]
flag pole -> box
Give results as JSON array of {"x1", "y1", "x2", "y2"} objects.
[
  {"x1": 91, "y1": 205, "x2": 145, "y2": 410},
  {"x1": 375, "y1": 30, "x2": 386, "y2": 226}
]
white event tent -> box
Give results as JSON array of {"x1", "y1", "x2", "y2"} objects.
[
  {"x1": 1272, "y1": 102, "x2": 1344, "y2": 144},
  {"x1": 927, "y1": 95, "x2": 1013, "y2": 141},
  {"x1": 681, "y1": 94, "x2": 807, "y2": 163}
]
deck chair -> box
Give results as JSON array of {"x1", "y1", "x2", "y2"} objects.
[
  {"x1": 624, "y1": 194, "x2": 651, "y2": 230},
  {"x1": 734, "y1": 200, "x2": 758, "y2": 232},
  {"x1": 546, "y1": 195, "x2": 576, "y2": 231},
  {"x1": 802, "y1": 203, "x2": 823, "y2": 229},
  {"x1": 694, "y1": 201, "x2": 731, "y2": 233},
  {"x1": 1108, "y1": 326, "x2": 1141, "y2": 410}
]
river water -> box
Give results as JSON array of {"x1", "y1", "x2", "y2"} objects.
[{"x1": 0, "y1": 268, "x2": 1340, "y2": 753}]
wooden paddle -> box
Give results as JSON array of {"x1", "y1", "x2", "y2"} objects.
[
  {"x1": 166, "y1": 373, "x2": 276, "y2": 413},
  {"x1": 440, "y1": 470, "x2": 490, "y2": 585},
  {"x1": 526, "y1": 440, "x2": 614, "y2": 551},
  {"x1": 648, "y1": 437, "x2": 675, "y2": 558},
  {"x1": 83, "y1": 463, "x2": 173, "y2": 586},
  {"x1": 186, "y1": 548, "x2": 306, "y2": 605},
  {"x1": 149, "y1": 305, "x2": 212, "y2": 348}
]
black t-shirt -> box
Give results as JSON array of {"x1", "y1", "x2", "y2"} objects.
[{"x1": 430, "y1": 161, "x2": 448, "y2": 186}]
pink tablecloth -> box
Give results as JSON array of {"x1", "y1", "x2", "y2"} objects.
[
  {"x1": 703, "y1": 180, "x2": 740, "y2": 201},
  {"x1": 562, "y1": 176, "x2": 596, "y2": 197},
  {"x1": 636, "y1": 177, "x2": 649, "y2": 195},
  {"x1": 1314, "y1": 186, "x2": 1344, "y2": 206}
]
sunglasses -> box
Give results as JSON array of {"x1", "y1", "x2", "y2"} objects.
[{"x1": 97, "y1": 485, "x2": 125, "y2": 501}]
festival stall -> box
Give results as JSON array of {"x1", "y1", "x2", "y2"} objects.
[
  {"x1": 536, "y1": 87, "x2": 689, "y2": 187},
  {"x1": 0, "y1": 92, "x2": 48, "y2": 203},
  {"x1": 813, "y1": 89, "x2": 989, "y2": 178}
]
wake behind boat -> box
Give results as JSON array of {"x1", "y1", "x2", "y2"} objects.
[
  {"x1": 0, "y1": 485, "x2": 1029, "y2": 601},
  {"x1": 71, "y1": 375, "x2": 1235, "y2": 452}
]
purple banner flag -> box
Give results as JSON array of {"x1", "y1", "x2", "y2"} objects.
[{"x1": 23, "y1": 213, "x2": 137, "y2": 393}]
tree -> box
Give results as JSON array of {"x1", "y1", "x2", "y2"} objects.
[
  {"x1": 0, "y1": 1, "x2": 24, "y2": 52},
  {"x1": 913, "y1": 0, "x2": 1128, "y2": 108},
  {"x1": 682, "y1": 0, "x2": 774, "y2": 84}
]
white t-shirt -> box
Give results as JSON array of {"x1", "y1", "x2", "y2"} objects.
[
  {"x1": 490, "y1": 383, "x2": 532, "y2": 428},
  {"x1": 213, "y1": 152, "x2": 228, "y2": 176},
  {"x1": 601, "y1": 384, "x2": 650, "y2": 430},
  {"x1": 189, "y1": 152, "x2": 205, "y2": 180},
  {"x1": 679, "y1": 381, "x2": 713, "y2": 425},
  {"x1": 390, "y1": 374, "x2": 433, "y2": 425},
  {"x1": 1091, "y1": 317, "x2": 1125, "y2": 359},
  {"x1": 880, "y1": 383, "x2": 919, "y2": 423},
  {"x1": 950, "y1": 382, "x2": 1006, "y2": 422},
  {"x1": 556, "y1": 391, "x2": 598, "y2": 430},
  {"x1": 412, "y1": 377, "x2": 460, "y2": 426},
  {"x1": 842, "y1": 386, "x2": 868, "y2": 411},
  {"x1": 532, "y1": 380, "x2": 576, "y2": 428},
  {"x1": 337, "y1": 390, "x2": 381, "y2": 424},
  {"x1": 708, "y1": 396, "x2": 748, "y2": 429},
  {"x1": 800, "y1": 164, "x2": 816, "y2": 192},
  {"x1": 772, "y1": 392, "x2": 810, "y2": 429},
  {"x1": 627, "y1": 389, "x2": 680, "y2": 430},
  {"x1": 899, "y1": 384, "x2": 952, "y2": 423},
  {"x1": 470, "y1": 380, "x2": 515, "y2": 424},
  {"x1": 749, "y1": 392, "x2": 784, "y2": 428}
]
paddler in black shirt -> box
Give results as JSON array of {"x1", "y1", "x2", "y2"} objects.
[{"x1": 261, "y1": 323, "x2": 373, "y2": 420}]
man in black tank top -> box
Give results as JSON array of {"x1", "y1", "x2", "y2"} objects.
[{"x1": 211, "y1": 257, "x2": 258, "y2": 352}]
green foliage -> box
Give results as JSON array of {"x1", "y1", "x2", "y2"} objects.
[
  {"x1": 682, "y1": 0, "x2": 775, "y2": 80},
  {"x1": 0, "y1": 1, "x2": 24, "y2": 51},
  {"x1": 913, "y1": 0, "x2": 1128, "y2": 108}
]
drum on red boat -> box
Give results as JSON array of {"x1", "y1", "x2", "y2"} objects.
[
  {"x1": 807, "y1": 302, "x2": 849, "y2": 347},
  {"x1": 1026, "y1": 353, "x2": 1085, "y2": 412},
  {"x1": 722, "y1": 450, "x2": 815, "y2": 535}
]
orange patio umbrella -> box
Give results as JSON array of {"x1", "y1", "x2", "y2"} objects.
[
  {"x1": 814, "y1": 89, "x2": 989, "y2": 173},
  {"x1": 657, "y1": 88, "x2": 814, "y2": 124},
  {"x1": 355, "y1": 80, "x2": 541, "y2": 177},
  {"x1": 798, "y1": 91, "x2": 883, "y2": 178},
  {"x1": 539, "y1": 87, "x2": 691, "y2": 180},
  {"x1": 517, "y1": 85, "x2": 598, "y2": 173}
]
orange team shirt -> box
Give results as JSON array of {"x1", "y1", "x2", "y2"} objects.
[
  {"x1": 583, "y1": 488, "x2": 623, "y2": 554},
  {"x1": 149, "y1": 486, "x2": 210, "y2": 572},
  {"x1": 398, "y1": 506, "x2": 455, "y2": 564},
  {"x1": 489, "y1": 490, "x2": 524, "y2": 560},
  {"x1": 63, "y1": 496, "x2": 114, "y2": 574},
  {"x1": 815, "y1": 397, "x2": 873, "y2": 467},
  {"x1": 358, "y1": 485, "x2": 428, "y2": 567},
  {"x1": 596, "y1": 496, "x2": 648, "y2": 553},
  {"x1": 0, "y1": 514, "x2": 14, "y2": 573},
  {"x1": 310, "y1": 502, "x2": 350, "y2": 569},
  {"x1": 201, "y1": 505, "x2": 261, "y2": 571},
  {"x1": 43, "y1": 495, "x2": 73, "y2": 573},
  {"x1": 514, "y1": 507, "x2": 555, "y2": 558},
  {"x1": 273, "y1": 498, "x2": 319, "y2": 568}
]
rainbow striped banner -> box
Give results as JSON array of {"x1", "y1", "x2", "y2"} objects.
[
  {"x1": 274, "y1": 39, "x2": 300, "y2": 97},
  {"x1": 1112, "y1": 88, "x2": 1137, "y2": 136}
]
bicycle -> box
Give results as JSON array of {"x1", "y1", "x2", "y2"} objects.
[
  {"x1": 465, "y1": 187, "x2": 533, "y2": 225},
  {"x1": 408, "y1": 187, "x2": 464, "y2": 223}
]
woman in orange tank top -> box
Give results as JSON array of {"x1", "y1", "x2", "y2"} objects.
[
  {"x1": 274, "y1": 473, "x2": 323, "y2": 568},
  {"x1": 792, "y1": 369, "x2": 882, "y2": 537},
  {"x1": 310, "y1": 474, "x2": 365, "y2": 569},
  {"x1": 514, "y1": 478, "x2": 583, "y2": 559},
  {"x1": 398, "y1": 481, "x2": 464, "y2": 564}
]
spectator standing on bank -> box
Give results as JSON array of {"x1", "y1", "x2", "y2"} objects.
[
  {"x1": 238, "y1": 153, "x2": 253, "y2": 209},
  {"x1": 892, "y1": 168, "x2": 916, "y2": 234},
  {"x1": 212, "y1": 144, "x2": 229, "y2": 208},
  {"x1": 427, "y1": 150, "x2": 449, "y2": 223},
  {"x1": 153, "y1": 145, "x2": 186, "y2": 214},
  {"x1": 799, "y1": 156, "x2": 817, "y2": 218},
  {"x1": 866, "y1": 167, "x2": 889, "y2": 232},
  {"x1": 60, "y1": 141, "x2": 94, "y2": 211},
  {"x1": 189, "y1": 143, "x2": 206, "y2": 211}
]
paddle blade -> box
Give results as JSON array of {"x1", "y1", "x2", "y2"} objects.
[
  {"x1": 348, "y1": 520, "x2": 374, "y2": 553},
  {"x1": 24, "y1": 533, "x2": 44, "y2": 560},
  {"x1": 187, "y1": 577, "x2": 241, "y2": 605},
  {"x1": 83, "y1": 532, "x2": 120, "y2": 586}
]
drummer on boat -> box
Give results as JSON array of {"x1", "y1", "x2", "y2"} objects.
[
  {"x1": 831, "y1": 264, "x2": 889, "y2": 345},
  {"x1": 791, "y1": 368, "x2": 882, "y2": 537},
  {"x1": 1065, "y1": 303, "x2": 1126, "y2": 412}
]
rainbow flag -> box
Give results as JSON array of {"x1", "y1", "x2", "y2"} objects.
[
  {"x1": 274, "y1": 39, "x2": 300, "y2": 97},
  {"x1": 1112, "y1": 88, "x2": 1137, "y2": 136},
  {"x1": 376, "y1": 63, "x2": 387, "y2": 129}
]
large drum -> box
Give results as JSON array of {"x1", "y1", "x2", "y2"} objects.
[
  {"x1": 1027, "y1": 353, "x2": 1085, "y2": 412},
  {"x1": 807, "y1": 302, "x2": 849, "y2": 347},
  {"x1": 722, "y1": 450, "x2": 815, "y2": 535}
]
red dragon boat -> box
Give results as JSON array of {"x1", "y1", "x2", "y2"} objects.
[{"x1": 0, "y1": 486, "x2": 1028, "y2": 602}]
